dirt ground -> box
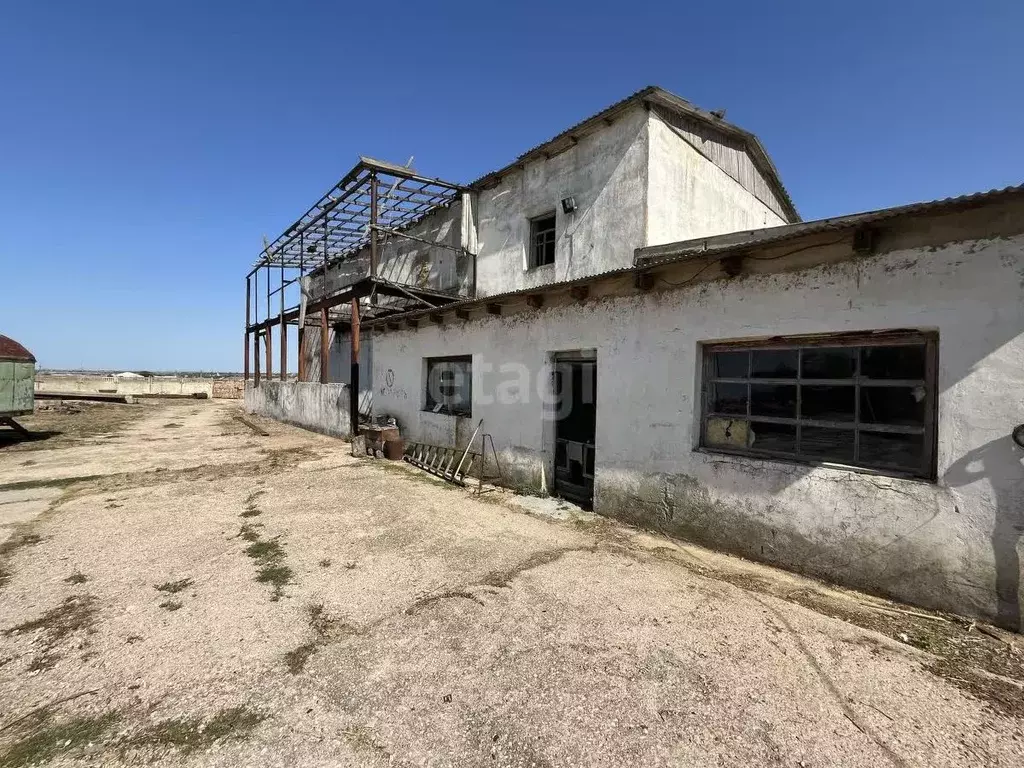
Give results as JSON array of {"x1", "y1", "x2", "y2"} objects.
[{"x1": 0, "y1": 400, "x2": 1021, "y2": 767}]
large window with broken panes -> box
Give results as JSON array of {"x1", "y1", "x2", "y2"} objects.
[
  {"x1": 700, "y1": 333, "x2": 937, "y2": 479},
  {"x1": 424, "y1": 356, "x2": 472, "y2": 417}
]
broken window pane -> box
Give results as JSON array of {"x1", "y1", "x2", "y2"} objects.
[
  {"x1": 859, "y1": 430, "x2": 924, "y2": 470},
  {"x1": 802, "y1": 347, "x2": 856, "y2": 379},
  {"x1": 704, "y1": 417, "x2": 749, "y2": 449},
  {"x1": 750, "y1": 384, "x2": 796, "y2": 418},
  {"x1": 749, "y1": 421, "x2": 797, "y2": 453},
  {"x1": 800, "y1": 426, "x2": 855, "y2": 462},
  {"x1": 701, "y1": 335, "x2": 934, "y2": 478},
  {"x1": 801, "y1": 385, "x2": 855, "y2": 422},
  {"x1": 751, "y1": 349, "x2": 798, "y2": 379},
  {"x1": 713, "y1": 351, "x2": 748, "y2": 378},
  {"x1": 860, "y1": 386, "x2": 925, "y2": 426},
  {"x1": 861, "y1": 345, "x2": 925, "y2": 380},
  {"x1": 711, "y1": 383, "x2": 747, "y2": 415}
]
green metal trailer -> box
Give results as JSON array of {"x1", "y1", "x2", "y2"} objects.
[{"x1": 0, "y1": 334, "x2": 36, "y2": 435}]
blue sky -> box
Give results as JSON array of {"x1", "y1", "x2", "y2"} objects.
[{"x1": 1, "y1": 1, "x2": 1022, "y2": 371}]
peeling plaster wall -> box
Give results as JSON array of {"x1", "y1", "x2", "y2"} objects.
[
  {"x1": 244, "y1": 381, "x2": 350, "y2": 438},
  {"x1": 313, "y1": 200, "x2": 472, "y2": 302},
  {"x1": 373, "y1": 235, "x2": 1024, "y2": 628},
  {"x1": 474, "y1": 105, "x2": 650, "y2": 297},
  {"x1": 330, "y1": 331, "x2": 374, "y2": 416},
  {"x1": 646, "y1": 112, "x2": 788, "y2": 246}
]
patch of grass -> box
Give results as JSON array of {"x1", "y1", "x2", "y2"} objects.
[
  {"x1": 0, "y1": 532, "x2": 44, "y2": 558},
  {"x1": 282, "y1": 603, "x2": 353, "y2": 674},
  {"x1": 0, "y1": 475, "x2": 104, "y2": 493},
  {"x1": 159, "y1": 600, "x2": 183, "y2": 612},
  {"x1": 0, "y1": 711, "x2": 120, "y2": 767},
  {"x1": 124, "y1": 706, "x2": 265, "y2": 755},
  {"x1": 162, "y1": 422, "x2": 183, "y2": 429},
  {"x1": 239, "y1": 507, "x2": 262, "y2": 518},
  {"x1": 64, "y1": 572, "x2": 88, "y2": 584},
  {"x1": 4, "y1": 595, "x2": 97, "y2": 670},
  {"x1": 284, "y1": 642, "x2": 317, "y2": 674},
  {"x1": 241, "y1": 527, "x2": 292, "y2": 601},
  {"x1": 154, "y1": 578, "x2": 193, "y2": 594},
  {"x1": 318, "y1": 558, "x2": 331, "y2": 568}
]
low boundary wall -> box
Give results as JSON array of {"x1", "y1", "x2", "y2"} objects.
[{"x1": 244, "y1": 381, "x2": 351, "y2": 438}]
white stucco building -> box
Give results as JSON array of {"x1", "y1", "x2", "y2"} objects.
[{"x1": 245, "y1": 86, "x2": 1024, "y2": 630}]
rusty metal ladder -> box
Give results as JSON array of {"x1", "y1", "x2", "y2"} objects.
[{"x1": 403, "y1": 427, "x2": 506, "y2": 492}]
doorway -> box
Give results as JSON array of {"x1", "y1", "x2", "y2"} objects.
[{"x1": 553, "y1": 352, "x2": 596, "y2": 508}]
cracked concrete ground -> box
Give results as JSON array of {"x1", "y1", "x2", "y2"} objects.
[{"x1": 0, "y1": 400, "x2": 1022, "y2": 767}]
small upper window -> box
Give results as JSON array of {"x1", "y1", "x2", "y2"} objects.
[
  {"x1": 424, "y1": 356, "x2": 472, "y2": 417},
  {"x1": 701, "y1": 333, "x2": 937, "y2": 479},
  {"x1": 529, "y1": 213, "x2": 556, "y2": 268}
]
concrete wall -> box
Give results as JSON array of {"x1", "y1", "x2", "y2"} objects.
[
  {"x1": 34, "y1": 375, "x2": 222, "y2": 398},
  {"x1": 474, "y1": 105, "x2": 650, "y2": 296},
  {"x1": 646, "y1": 112, "x2": 788, "y2": 245},
  {"x1": 244, "y1": 381, "x2": 350, "y2": 438},
  {"x1": 372, "y1": 234, "x2": 1024, "y2": 628}
]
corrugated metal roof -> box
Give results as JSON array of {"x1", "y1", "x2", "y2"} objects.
[
  {"x1": 0, "y1": 335, "x2": 36, "y2": 363},
  {"x1": 636, "y1": 183, "x2": 1024, "y2": 266},
  {"x1": 367, "y1": 182, "x2": 1024, "y2": 331},
  {"x1": 468, "y1": 85, "x2": 800, "y2": 223}
]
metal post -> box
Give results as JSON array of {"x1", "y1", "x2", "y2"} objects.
[
  {"x1": 369, "y1": 172, "x2": 379, "y2": 278},
  {"x1": 265, "y1": 266, "x2": 272, "y2": 379},
  {"x1": 279, "y1": 258, "x2": 286, "y2": 381},
  {"x1": 298, "y1": 231, "x2": 305, "y2": 382},
  {"x1": 320, "y1": 311, "x2": 329, "y2": 383},
  {"x1": 244, "y1": 276, "x2": 251, "y2": 382},
  {"x1": 254, "y1": 330, "x2": 261, "y2": 386},
  {"x1": 320, "y1": 217, "x2": 330, "y2": 383},
  {"x1": 350, "y1": 298, "x2": 360, "y2": 436}
]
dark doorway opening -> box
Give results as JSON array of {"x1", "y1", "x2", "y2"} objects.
[{"x1": 554, "y1": 354, "x2": 596, "y2": 508}]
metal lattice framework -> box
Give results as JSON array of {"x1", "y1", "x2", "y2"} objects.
[
  {"x1": 243, "y1": 157, "x2": 474, "y2": 421},
  {"x1": 252, "y1": 156, "x2": 466, "y2": 271}
]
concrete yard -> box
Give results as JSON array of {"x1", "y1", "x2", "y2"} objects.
[{"x1": 0, "y1": 401, "x2": 1021, "y2": 767}]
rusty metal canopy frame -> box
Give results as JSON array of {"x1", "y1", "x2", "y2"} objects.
[
  {"x1": 253, "y1": 156, "x2": 466, "y2": 272},
  {"x1": 246, "y1": 156, "x2": 468, "y2": 330},
  {"x1": 243, "y1": 157, "x2": 471, "y2": 392}
]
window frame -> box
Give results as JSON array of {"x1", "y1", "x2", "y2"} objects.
[
  {"x1": 699, "y1": 331, "x2": 938, "y2": 480},
  {"x1": 528, "y1": 212, "x2": 557, "y2": 269},
  {"x1": 423, "y1": 355, "x2": 473, "y2": 418}
]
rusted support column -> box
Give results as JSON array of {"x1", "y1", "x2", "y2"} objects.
[
  {"x1": 264, "y1": 266, "x2": 271, "y2": 379},
  {"x1": 253, "y1": 331, "x2": 261, "y2": 386},
  {"x1": 280, "y1": 324, "x2": 287, "y2": 381},
  {"x1": 320, "y1": 214, "x2": 330, "y2": 384},
  {"x1": 279, "y1": 260, "x2": 286, "y2": 381},
  {"x1": 244, "y1": 276, "x2": 251, "y2": 382},
  {"x1": 369, "y1": 173, "x2": 378, "y2": 278},
  {"x1": 265, "y1": 327, "x2": 272, "y2": 381},
  {"x1": 350, "y1": 298, "x2": 360, "y2": 436},
  {"x1": 297, "y1": 326, "x2": 306, "y2": 382},
  {"x1": 319, "y1": 312, "x2": 330, "y2": 383}
]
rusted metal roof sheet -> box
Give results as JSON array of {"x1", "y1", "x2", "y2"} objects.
[
  {"x1": 0, "y1": 335, "x2": 35, "y2": 363},
  {"x1": 636, "y1": 184, "x2": 1024, "y2": 267}
]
